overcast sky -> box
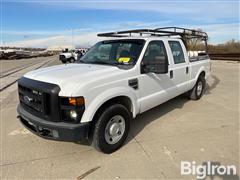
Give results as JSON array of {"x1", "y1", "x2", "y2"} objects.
[{"x1": 2, "y1": 0, "x2": 239, "y2": 47}]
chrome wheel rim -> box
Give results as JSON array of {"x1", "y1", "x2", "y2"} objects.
[
  {"x1": 105, "y1": 115, "x2": 125, "y2": 145},
  {"x1": 197, "y1": 81, "x2": 203, "y2": 96}
]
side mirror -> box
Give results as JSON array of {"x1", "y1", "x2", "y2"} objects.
[{"x1": 141, "y1": 56, "x2": 168, "y2": 74}]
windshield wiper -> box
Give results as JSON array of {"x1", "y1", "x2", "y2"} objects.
[
  {"x1": 87, "y1": 61, "x2": 117, "y2": 66},
  {"x1": 112, "y1": 61, "x2": 133, "y2": 66},
  {"x1": 77, "y1": 59, "x2": 111, "y2": 65},
  {"x1": 78, "y1": 60, "x2": 131, "y2": 66}
]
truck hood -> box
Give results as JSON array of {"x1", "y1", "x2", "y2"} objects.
[{"x1": 24, "y1": 63, "x2": 121, "y2": 95}]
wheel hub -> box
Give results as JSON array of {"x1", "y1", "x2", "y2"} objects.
[
  {"x1": 197, "y1": 81, "x2": 203, "y2": 96},
  {"x1": 105, "y1": 115, "x2": 125, "y2": 145},
  {"x1": 109, "y1": 123, "x2": 120, "y2": 136}
]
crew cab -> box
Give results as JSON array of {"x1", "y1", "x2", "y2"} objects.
[{"x1": 17, "y1": 27, "x2": 210, "y2": 153}]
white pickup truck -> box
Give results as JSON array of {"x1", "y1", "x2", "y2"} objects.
[
  {"x1": 17, "y1": 27, "x2": 210, "y2": 153},
  {"x1": 59, "y1": 49, "x2": 82, "y2": 63}
]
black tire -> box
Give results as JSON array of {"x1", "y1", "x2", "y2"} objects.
[
  {"x1": 69, "y1": 58, "x2": 75, "y2": 63},
  {"x1": 189, "y1": 75, "x2": 206, "y2": 100},
  {"x1": 92, "y1": 104, "x2": 131, "y2": 154},
  {"x1": 61, "y1": 60, "x2": 66, "y2": 64}
]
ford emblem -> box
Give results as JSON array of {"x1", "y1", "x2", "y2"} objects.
[{"x1": 23, "y1": 96, "x2": 33, "y2": 104}]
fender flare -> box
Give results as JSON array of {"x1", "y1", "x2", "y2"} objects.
[
  {"x1": 80, "y1": 87, "x2": 139, "y2": 123},
  {"x1": 189, "y1": 66, "x2": 206, "y2": 90}
]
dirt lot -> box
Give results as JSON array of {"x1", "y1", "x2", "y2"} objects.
[
  {"x1": 0, "y1": 56, "x2": 57, "y2": 74},
  {"x1": 0, "y1": 57, "x2": 239, "y2": 179}
]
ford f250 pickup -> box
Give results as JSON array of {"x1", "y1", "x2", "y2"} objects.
[{"x1": 17, "y1": 27, "x2": 210, "y2": 153}]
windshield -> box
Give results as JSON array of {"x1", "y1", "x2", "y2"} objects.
[{"x1": 78, "y1": 40, "x2": 145, "y2": 66}]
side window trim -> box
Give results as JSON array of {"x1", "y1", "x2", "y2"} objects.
[{"x1": 168, "y1": 40, "x2": 186, "y2": 64}]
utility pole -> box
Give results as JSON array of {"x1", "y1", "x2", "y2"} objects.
[{"x1": 71, "y1": 28, "x2": 74, "y2": 49}]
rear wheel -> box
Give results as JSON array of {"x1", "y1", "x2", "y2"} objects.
[
  {"x1": 189, "y1": 75, "x2": 206, "y2": 100},
  {"x1": 92, "y1": 104, "x2": 131, "y2": 153}
]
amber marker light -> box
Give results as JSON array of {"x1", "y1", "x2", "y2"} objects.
[{"x1": 68, "y1": 97, "x2": 85, "y2": 106}]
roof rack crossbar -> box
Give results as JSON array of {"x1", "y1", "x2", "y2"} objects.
[{"x1": 160, "y1": 27, "x2": 208, "y2": 40}]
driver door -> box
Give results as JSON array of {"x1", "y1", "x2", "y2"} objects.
[{"x1": 138, "y1": 40, "x2": 176, "y2": 113}]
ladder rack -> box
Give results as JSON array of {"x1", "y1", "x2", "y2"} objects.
[
  {"x1": 97, "y1": 27, "x2": 208, "y2": 40},
  {"x1": 97, "y1": 27, "x2": 208, "y2": 52}
]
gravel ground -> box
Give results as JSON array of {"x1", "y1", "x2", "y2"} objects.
[{"x1": 0, "y1": 56, "x2": 56, "y2": 74}]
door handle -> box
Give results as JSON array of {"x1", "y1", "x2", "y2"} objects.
[
  {"x1": 186, "y1": 66, "x2": 189, "y2": 74},
  {"x1": 170, "y1": 70, "x2": 173, "y2": 79}
]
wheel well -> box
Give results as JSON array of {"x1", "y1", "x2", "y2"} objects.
[
  {"x1": 199, "y1": 71, "x2": 205, "y2": 78},
  {"x1": 94, "y1": 96, "x2": 132, "y2": 118},
  {"x1": 88, "y1": 96, "x2": 133, "y2": 139}
]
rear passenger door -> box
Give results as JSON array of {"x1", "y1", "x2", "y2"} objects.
[{"x1": 168, "y1": 40, "x2": 190, "y2": 94}]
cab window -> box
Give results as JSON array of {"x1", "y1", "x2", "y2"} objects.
[
  {"x1": 168, "y1": 41, "x2": 185, "y2": 64},
  {"x1": 142, "y1": 41, "x2": 168, "y2": 63}
]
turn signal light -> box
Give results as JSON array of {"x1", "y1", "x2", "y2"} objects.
[{"x1": 68, "y1": 97, "x2": 85, "y2": 106}]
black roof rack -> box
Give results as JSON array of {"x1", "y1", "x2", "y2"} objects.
[
  {"x1": 98, "y1": 27, "x2": 209, "y2": 52},
  {"x1": 97, "y1": 27, "x2": 208, "y2": 41}
]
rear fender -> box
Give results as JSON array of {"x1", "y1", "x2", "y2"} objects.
[{"x1": 189, "y1": 66, "x2": 206, "y2": 89}]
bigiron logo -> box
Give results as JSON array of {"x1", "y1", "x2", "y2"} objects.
[{"x1": 181, "y1": 161, "x2": 237, "y2": 179}]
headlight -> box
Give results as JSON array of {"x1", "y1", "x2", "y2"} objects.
[{"x1": 60, "y1": 96, "x2": 85, "y2": 123}]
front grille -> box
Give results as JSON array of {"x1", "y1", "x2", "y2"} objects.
[
  {"x1": 18, "y1": 77, "x2": 61, "y2": 122},
  {"x1": 18, "y1": 85, "x2": 46, "y2": 118}
]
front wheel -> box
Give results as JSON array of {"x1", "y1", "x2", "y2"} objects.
[
  {"x1": 69, "y1": 58, "x2": 75, "y2": 63},
  {"x1": 92, "y1": 104, "x2": 131, "y2": 153},
  {"x1": 189, "y1": 75, "x2": 206, "y2": 100}
]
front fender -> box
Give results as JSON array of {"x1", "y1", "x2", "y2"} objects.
[{"x1": 81, "y1": 87, "x2": 139, "y2": 123}]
